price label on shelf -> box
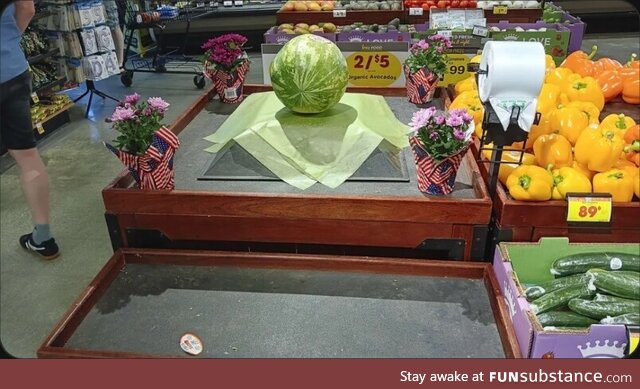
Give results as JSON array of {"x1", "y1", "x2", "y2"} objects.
[
  {"x1": 566, "y1": 193, "x2": 613, "y2": 223},
  {"x1": 31, "y1": 92, "x2": 39, "y2": 104},
  {"x1": 409, "y1": 7, "x2": 423, "y2": 16},
  {"x1": 441, "y1": 53, "x2": 473, "y2": 85},
  {"x1": 196, "y1": 2, "x2": 205, "y2": 7},
  {"x1": 493, "y1": 5, "x2": 509, "y2": 15},
  {"x1": 234, "y1": 0, "x2": 243, "y2": 5},
  {"x1": 35, "y1": 122, "x2": 44, "y2": 134},
  {"x1": 223, "y1": 0, "x2": 232, "y2": 6},
  {"x1": 333, "y1": 9, "x2": 347, "y2": 18}
]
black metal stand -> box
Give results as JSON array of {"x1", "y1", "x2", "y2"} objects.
[{"x1": 73, "y1": 80, "x2": 119, "y2": 117}]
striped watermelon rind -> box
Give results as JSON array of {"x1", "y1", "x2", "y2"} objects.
[{"x1": 270, "y1": 35, "x2": 349, "y2": 114}]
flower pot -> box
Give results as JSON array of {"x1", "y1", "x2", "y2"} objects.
[
  {"x1": 404, "y1": 66, "x2": 439, "y2": 104},
  {"x1": 409, "y1": 135, "x2": 468, "y2": 195},
  {"x1": 105, "y1": 126, "x2": 180, "y2": 190},
  {"x1": 205, "y1": 61, "x2": 250, "y2": 104}
]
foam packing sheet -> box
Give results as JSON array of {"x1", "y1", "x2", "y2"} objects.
[{"x1": 204, "y1": 92, "x2": 411, "y2": 190}]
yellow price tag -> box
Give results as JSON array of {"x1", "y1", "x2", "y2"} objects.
[
  {"x1": 566, "y1": 194, "x2": 612, "y2": 223},
  {"x1": 442, "y1": 53, "x2": 472, "y2": 85},
  {"x1": 493, "y1": 5, "x2": 509, "y2": 14},
  {"x1": 35, "y1": 122, "x2": 44, "y2": 134},
  {"x1": 346, "y1": 51, "x2": 402, "y2": 87}
]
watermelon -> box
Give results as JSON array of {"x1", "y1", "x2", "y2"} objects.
[{"x1": 270, "y1": 34, "x2": 349, "y2": 114}]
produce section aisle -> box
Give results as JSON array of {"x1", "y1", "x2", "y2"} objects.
[{"x1": 0, "y1": 32, "x2": 638, "y2": 357}]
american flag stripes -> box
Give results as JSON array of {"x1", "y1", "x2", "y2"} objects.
[
  {"x1": 205, "y1": 61, "x2": 250, "y2": 104},
  {"x1": 105, "y1": 126, "x2": 180, "y2": 190},
  {"x1": 404, "y1": 66, "x2": 439, "y2": 105},
  {"x1": 410, "y1": 136, "x2": 467, "y2": 195}
]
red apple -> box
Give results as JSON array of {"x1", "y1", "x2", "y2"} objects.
[
  {"x1": 468, "y1": 0, "x2": 477, "y2": 7},
  {"x1": 460, "y1": 0, "x2": 468, "y2": 7},
  {"x1": 451, "y1": 0, "x2": 460, "y2": 7},
  {"x1": 436, "y1": 0, "x2": 447, "y2": 8}
]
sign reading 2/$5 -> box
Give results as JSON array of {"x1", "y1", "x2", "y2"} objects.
[{"x1": 262, "y1": 41, "x2": 410, "y2": 88}]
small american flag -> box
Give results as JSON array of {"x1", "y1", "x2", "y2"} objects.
[
  {"x1": 410, "y1": 136, "x2": 466, "y2": 195},
  {"x1": 207, "y1": 61, "x2": 249, "y2": 104},
  {"x1": 105, "y1": 126, "x2": 180, "y2": 190},
  {"x1": 405, "y1": 66, "x2": 439, "y2": 105}
]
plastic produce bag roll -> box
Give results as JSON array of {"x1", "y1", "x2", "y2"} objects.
[{"x1": 477, "y1": 41, "x2": 545, "y2": 133}]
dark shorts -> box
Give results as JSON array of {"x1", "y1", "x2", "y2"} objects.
[{"x1": 0, "y1": 70, "x2": 36, "y2": 150}]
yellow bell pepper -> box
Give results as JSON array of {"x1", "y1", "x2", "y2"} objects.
[
  {"x1": 592, "y1": 169, "x2": 635, "y2": 202},
  {"x1": 564, "y1": 76, "x2": 605, "y2": 111},
  {"x1": 635, "y1": 174, "x2": 640, "y2": 199},
  {"x1": 613, "y1": 159, "x2": 640, "y2": 178},
  {"x1": 549, "y1": 106, "x2": 589, "y2": 145},
  {"x1": 599, "y1": 114, "x2": 637, "y2": 134},
  {"x1": 482, "y1": 145, "x2": 536, "y2": 185},
  {"x1": 572, "y1": 161, "x2": 595, "y2": 181},
  {"x1": 550, "y1": 167, "x2": 592, "y2": 200},
  {"x1": 537, "y1": 83, "x2": 561, "y2": 115},
  {"x1": 526, "y1": 114, "x2": 553, "y2": 150},
  {"x1": 533, "y1": 134, "x2": 574, "y2": 169},
  {"x1": 450, "y1": 90, "x2": 484, "y2": 126},
  {"x1": 574, "y1": 126, "x2": 625, "y2": 172},
  {"x1": 545, "y1": 54, "x2": 556, "y2": 74},
  {"x1": 565, "y1": 101, "x2": 601, "y2": 125},
  {"x1": 545, "y1": 67, "x2": 575, "y2": 86},
  {"x1": 506, "y1": 165, "x2": 554, "y2": 201},
  {"x1": 454, "y1": 76, "x2": 477, "y2": 96}
]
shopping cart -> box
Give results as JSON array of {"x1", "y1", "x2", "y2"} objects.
[{"x1": 120, "y1": 0, "x2": 219, "y2": 89}]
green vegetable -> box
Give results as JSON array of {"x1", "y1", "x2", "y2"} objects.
[
  {"x1": 536, "y1": 311, "x2": 598, "y2": 327},
  {"x1": 593, "y1": 293, "x2": 638, "y2": 303},
  {"x1": 530, "y1": 283, "x2": 596, "y2": 314},
  {"x1": 525, "y1": 274, "x2": 588, "y2": 301},
  {"x1": 551, "y1": 252, "x2": 640, "y2": 277},
  {"x1": 601, "y1": 313, "x2": 640, "y2": 325},
  {"x1": 568, "y1": 298, "x2": 640, "y2": 320},
  {"x1": 588, "y1": 269, "x2": 640, "y2": 300}
]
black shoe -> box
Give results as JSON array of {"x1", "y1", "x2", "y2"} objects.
[{"x1": 19, "y1": 233, "x2": 60, "y2": 260}]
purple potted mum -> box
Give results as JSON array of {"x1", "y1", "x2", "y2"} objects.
[{"x1": 202, "y1": 33, "x2": 250, "y2": 103}]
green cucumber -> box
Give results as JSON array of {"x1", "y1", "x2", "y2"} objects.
[
  {"x1": 587, "y1": 269, "x2": 640, "y2": 300},
  {"x1": 536, "y1": 311, "x2": 598, "y2": 327},
  {"x1": 551, "y1": 252, "x2": 640, "y2": 277},
  {"x1": 601, "y1": 313, "x2": 640, "y2": 326},
  {"x1": 593, "y1": 293, "x2": 638, "y2": 303},
  {"x1": 525, "y1": 274, "x2": 588, "y2": 301},
  {"x1": 543, "y1": 326, "x2": 590, "y2": 332},
  {"x1": 568, "y1": 298, "x2": 640, "y2": 320},
  {"x1": 530, "y1": 283, "x2": 596, "y2": 314}
]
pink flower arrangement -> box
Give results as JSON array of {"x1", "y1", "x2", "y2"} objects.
[
  {"x1": 107, "y1": 93, "x2": 170, "y2": 155},
  {"x1": 409, "y1": 107, "x2": 474, "y2": 161},
  {"x1": 405, "y1": 34, "x2": 452, "y2": 77},
  {"x1": 202, "y1": 33, "x2": 248, "y2": 73}
]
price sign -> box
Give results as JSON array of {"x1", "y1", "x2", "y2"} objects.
[
  {"x1": 409, "y1": 7, "x2": 423, "y2": 16},
  {"x1": 566, "y1": 193, "x2": 613, "y2": 223},
  {"x1": 333, "y1": 9, "x2": 346, "y2": 18},
  {"x1": 234, "y1": 0, "x2": 243, "y2": 5},
  {"x1": 493, "y1": 5, "x2": 509, "y2": 14},
  {"x1": 223, "y1": 0, "x2": 232, "y2": 6},
  {"x1": 31, "y1": 92, "x2": 39, "y2": 104},
  {"x1": 196, "y1": 2, "x2": 205, "y2": 7},
  {"x1": 35, "y1": 122, "x2": 44, "y2": 134},
  {"x1": 442, "y1": 53, "x2": 473, "y2": 85}
]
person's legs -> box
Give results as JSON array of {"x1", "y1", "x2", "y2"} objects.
[
  {"x1": 0, "y1": 70, "x2": 59, "y2": 259},
  {"x1": 104, "y1": 0, "x2": 125, "y2": 69},
  {"x1": 111, "y1": 25, "x2": 125, "y2": 68}
]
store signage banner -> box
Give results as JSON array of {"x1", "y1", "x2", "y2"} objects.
[{"x1": 262, "y1": 42, "x2": 409, "y2": 88}]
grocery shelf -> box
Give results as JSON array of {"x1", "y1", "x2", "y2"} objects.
[
  {"x1": 32, "y1": 102, "x2": 74, "y2": 129},
  {"x1": 27, "y1": 47, "x2": 60, "y2": 65},
  {"x1": 33, "y1": 77, "x2": 66, "y2": 95}
]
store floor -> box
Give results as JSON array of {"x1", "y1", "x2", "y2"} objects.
[{"x1": 2, "y1": 34, "x2": 639, "y2": 358}]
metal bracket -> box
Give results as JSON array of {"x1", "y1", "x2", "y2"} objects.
[
  {"x1": 416, "y1": 239, "x2": 465, "y2": 261},
  {"x1": 104, "y1": 213, "x2": 123, "y2": 252},
  {"x1": 125, "y1": 228, "x2": 171, "y2": 249},
  {"x1": 471, "y1": 225, "x2": 489, "y2": 261}
]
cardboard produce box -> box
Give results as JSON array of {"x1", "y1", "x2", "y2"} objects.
[
  {"x1": 264, "y1": 27, "x2": 336, "y2": 44},
  {"x1": 493, "y1": 238, "x2": 638, "y2": 359},
  {"x1": 488, "y1": 21, "x2": 570, "y2": 65}
]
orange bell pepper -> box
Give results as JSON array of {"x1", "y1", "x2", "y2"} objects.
[
  {"x1": 617, "y1": 67, "x2": 640, "y2": 83},
  {"x1": 533, "y1": 133, "x2": 574, "y2": 169},
  {"x1": 564, "y1": 76, "x2": 605, "y2": 111},
  {"x1": 549, "y1": 105, "x2": 589, "y2": 145},
  {"x1": 626, "y1": 53, "x2": 639, "y2": 69},
  {"x1": 561, "y1": 45, "x2": 598, "y2": 77},
  {"x1": 622, "y1": 78, "x2": 640, "y2": 104},
  {"x1": 600, "y1": 114, "x2": 637, "y2": 134},
  {"x1": 623, "y1": 124, "x2": 640, "y2": 166},
  {"x1": 613, "y1": 159, "x2": 640, "y2": 179},
  {"x1": 595, "y1": 70, "x2": 623, "y2": 102},
  {"x1": 595, "y1": 57, "x2": 623, "y2": 72},
  {"x1": 526, "y1": 114, "x2": 553, "y2": 150}
]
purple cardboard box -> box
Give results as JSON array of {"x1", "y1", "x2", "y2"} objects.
[
  {"x1": 337, "y1": 31, "x2": 411, "y2": 42},
  {"x1": 263, "y1": 27, "x2": 336, "y2": 44},
  {"x1": 493, "y1": 238, "x2": 635, "y2": 359},
  {"x1": 561, "y1": 11, "x2": 587, "y2": 52}
]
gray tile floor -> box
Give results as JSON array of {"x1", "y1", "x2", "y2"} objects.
[{"x1": 1, "y1": 36, "x2": 638, "y2": 358}]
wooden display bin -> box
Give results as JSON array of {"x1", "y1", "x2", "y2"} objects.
[
  {"x1": 276, "y1": 9, "x2": 405, "y2": 26},
  {"x1": 471, "y1": 141, "x2": 640, "y2": 244},
  {"x1": 101, "y1": 85, "x2": 493, "y2": 261},
  {"x1": 38, "y1": 248, "x2": 520, "y2": 358}
]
